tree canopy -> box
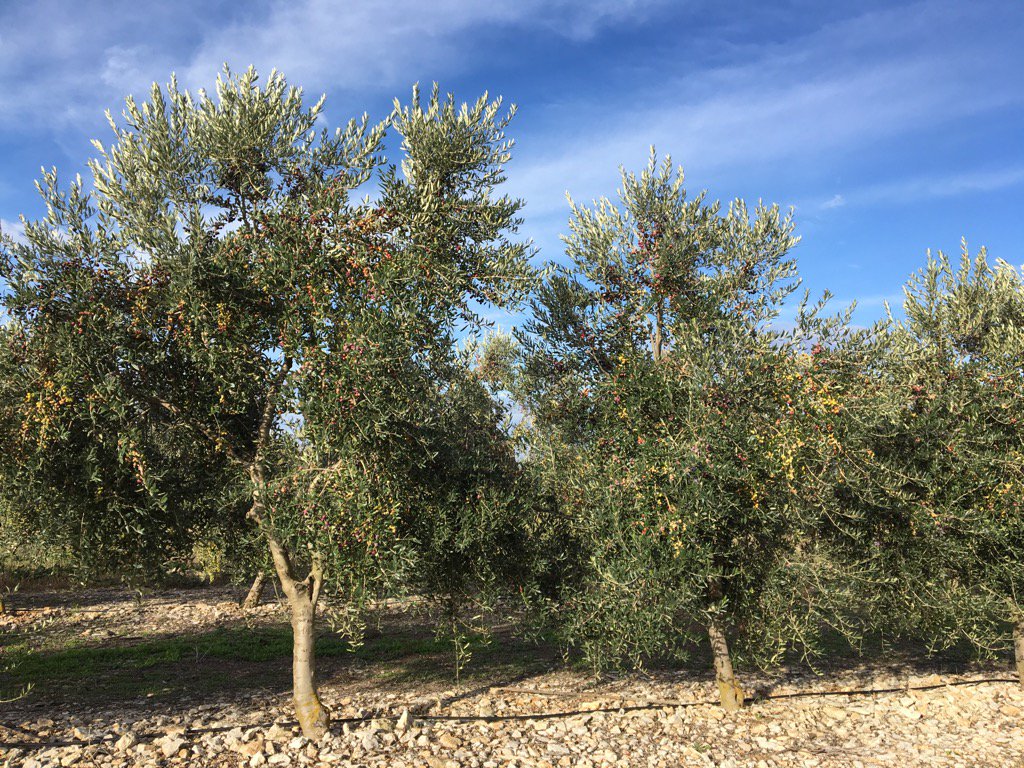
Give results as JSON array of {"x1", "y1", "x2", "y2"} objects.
[
  {"x1": 0, "y1": 68, "x2": 535, "y2": 736},
  {"x1": 2, "y1": 70, "x2": 1022, "y2": 734}
]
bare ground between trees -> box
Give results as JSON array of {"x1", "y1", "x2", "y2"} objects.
[{"x1": 1, "y1": 585, "x2": 1022, "y2": 768}]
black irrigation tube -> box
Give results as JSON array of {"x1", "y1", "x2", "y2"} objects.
[
  {"x1": 0, "y1": 676, "x2": 1017, "y2": 752},
  {"x1": 409, "y1": 675, "x2": 1020, "y2": 721},
  {"x1": 749, "y1": 676, "x2": 1020, "y2": 702}
]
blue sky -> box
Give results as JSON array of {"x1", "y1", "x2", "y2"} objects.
[{"x1": 1, "y1": 0, "x2": 1022, "y2": 327}]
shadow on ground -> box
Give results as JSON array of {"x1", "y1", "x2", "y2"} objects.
[
  {"x1": 1, "y1": 617, "x2": 561, "y2": 710},
  {"x1": 2, "y1": 585, "x2": 1014, "y2": 719}
]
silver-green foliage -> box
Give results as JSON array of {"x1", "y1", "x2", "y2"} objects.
[{"x1": 517, "y1": 151, "x2": 862, "y2": 680}]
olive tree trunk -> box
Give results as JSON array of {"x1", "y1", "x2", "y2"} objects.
[
  {"x1": 246, "y1": 357, "x2": 328, "y2": 738},
  {"x1": 1015, "y1": 618, "x2": 1024, "y2": 689},
  {"x1": 289, "y1": 585, "x2": 329, "y2": 737},
  {"x1": 265, "y1": 528, "x2": 330, "y2": 739},
  {"x1": 241, "y1": 571, "x2": 267, "y2": 611},
  {"x1": 708, "y1": 619, "x2": 744, "y2": 710}
]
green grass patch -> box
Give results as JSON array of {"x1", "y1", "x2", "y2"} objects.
[{"x1": 1, "y1": 623, "x2": 500, "y2": 704}]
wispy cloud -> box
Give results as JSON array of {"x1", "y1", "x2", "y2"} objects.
[
  {"x1": 0, "y1": 0, "x2": 671, "y2": 134},
  {"x1": 507, "y1": 2, "x2": 1023, "y2": 220},
  {"x1": 0, "y1": 0, "x2": 203, "y2": 131},
  {"x1": 845, "y1": 167, "x2": 1024, "y2": 208},
  {"x1": 0, "y1": 218, "x2": 26, "y2": 245},
  {"x1": 821, "y1": 194, "x2": 846, "y2": 210},
  {"x1": 185, "y1": 0, "x2": 674, "y2": 93}
]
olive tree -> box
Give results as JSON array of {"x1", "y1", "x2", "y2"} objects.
[
  {"x1": 1, "y1": 68, "x2": 533, "y2": 736},
  {"x1": 517, "y1": 153, "x2": 859, "y2": 708},
  {"x1": 0, "y1": 217, "x2": 245, "y2": 581},
  {"x1": 837, "y1": 246, "x2": 1024, "y2": 685}
]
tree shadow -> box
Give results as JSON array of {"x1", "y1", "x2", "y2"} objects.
[
  {"x1": 1, "y1": 613, "x2": 562, "y2": 717},
  {"x1": 2, "y1": 582, "x2": 244, "y2": 612},
  {"x1": 3, "y1": 594, "x2": 1015, "y2": 732}
]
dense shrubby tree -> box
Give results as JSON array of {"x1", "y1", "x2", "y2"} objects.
[
  {"x1": 0, "y1": 219, "x2": 245, "y2": 580},
  {"x1": 836, "y1": 246, "x2": 1024, "y2": 685},
  {"x1": 516, "y1": 153, "x2": 862, "y2": 708},
  {"x1": 0, "y1": 69, "x2": 533, "y2": 736}
]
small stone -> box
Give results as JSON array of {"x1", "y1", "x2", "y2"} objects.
[
  {"x1": 267, "y1": 754, "x2": 291, "y2": 765},
  {"x1": 1001, "y1": 704, "x2": 1022, "y2": 717},
  {"x1": 114, "y1": 732, "x2": 138, "y2": 752},
  {"x1": 267, "y1": 723, "x2": 291, "y2": 741},
  {"x1": 396, "y1": 708, "x2": 411, "y2": 733},
  {"x1": 822, "y1": 705, "x2": 848, "y2": 721},
  {"x1": 238, "y1": 738, "x2": 264, "y2": 757},
  {"x1": 361, "y1": 731, "x2": 380, "y2": 751},
  {"x1": 250, "y1": 752, "x2": 267, "y2": 767},
  {"x1": 438, "y1": 733, "x2": 462, "y2": 750},
  {"x1": 223, "y1": 726, "x2": 244, "y2": 748},
  {"x1": 288, "y1": 736, "x2": 308, "y2": 750},
  {"x1": 159, "y1": 736, "x2": 187, "y2": 758}
]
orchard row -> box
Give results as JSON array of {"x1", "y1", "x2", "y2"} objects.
[{"x1": 1, "y1": 68, "x2": 1020, "y2": 737}]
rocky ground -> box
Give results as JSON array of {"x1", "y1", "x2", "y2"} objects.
[{"x1": 1, "y1": 586, "x2": 1022, "y2": 767}]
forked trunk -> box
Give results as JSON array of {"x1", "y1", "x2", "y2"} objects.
[
  {"x1": 246, "y1": 359, "x2": 328, "y2": 735},
  {"x1": 290, "y1": 592, "x2": 330, "y2": 738},
  {"x1": 1015, "y1": 618, "x2": 1024, "y2": 689},
  {"x1": 241, "y1": 571, "x2": 267, "y2": 611},
  {"x1": 708, "y1": 619, "x2": 744, "y2": 711},
  {"x1": 263, "y1": 525, "x2": 330, "y2": 739}
]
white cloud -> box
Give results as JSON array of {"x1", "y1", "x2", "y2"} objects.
[
  {"x1": 789, "y1": 166, "x2": 1024, "y2": 220},
  {"x1": 0, "y1": 1, "x2": 204, "y2": 135},
  {"x1": 506, "y1": 2, "x2": 1023, "y2": 219},
  {"x1": 183, "y1": 0, "x2": 672, "y2": 93},
  {"x1": 510, "y1": 61, "x2": 976, "y2": 218},
  {"x1": 0, "y1": 0, "x2": 671, "y2": 134},
  {"x1": 0, "y1": 218, "x2": 26, "y2": 245},
  {"x1": 101, "y1": 45, "x2": 160, "y2": 93},
  {"x1": 842, "y1": 292, "x2": 906, "y2": 310},
  {"x1": 848, "y1": 167, "x2": 1024, "y2": 207}
]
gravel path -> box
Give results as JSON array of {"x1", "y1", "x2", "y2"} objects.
[{"x1": 2, "y1": 587, "x2": 1021, "y2": 767}]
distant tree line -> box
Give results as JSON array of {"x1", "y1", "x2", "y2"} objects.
[{"x1": 1, "y1": 68, "x2": 1021, "y2": 736}]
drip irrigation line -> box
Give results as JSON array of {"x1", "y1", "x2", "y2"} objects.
[
  {"x1": 0, "y1": 676, "x2": 1016, "y2": 751},
  {"x1": 492, "y1": 676, "x2": 1018, "y2": 710},
  {"x1": 749, "y1": 676, "x2": 1019, "y2": 702}
]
